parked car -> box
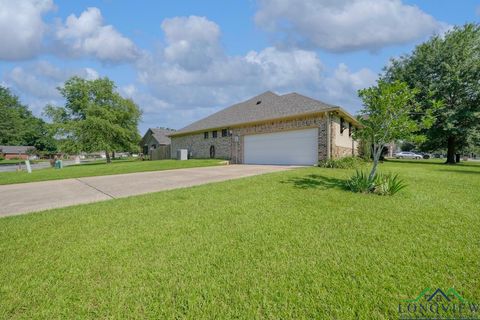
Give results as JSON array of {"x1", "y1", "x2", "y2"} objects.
[
  {"x1": 394, "y1": 151, "x2": 423, "y2": 159},
  {"x1": 417, "y1": 152, "x2": 431, "y2": 159}
]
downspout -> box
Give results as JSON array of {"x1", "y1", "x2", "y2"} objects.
[{"x1": 326, "y1": 112, "x2": 331, "y2": 159}]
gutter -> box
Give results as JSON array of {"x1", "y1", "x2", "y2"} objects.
[{"x1": 326, "y1": 112, "x2": 332, "y2": 159}]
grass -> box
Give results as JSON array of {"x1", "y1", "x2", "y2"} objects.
[
  {"x1": 0, "y1": 159, "x2": 46, "y2": 165},
  {"x1": 0, "y1": 161, "x2": 479, "y2": 319},
  {"x1": 0, "y1": 159, "x2": 224, "y2": 185}
]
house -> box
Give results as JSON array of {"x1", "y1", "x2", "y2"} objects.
[
  {"x1": 140, "y1": 128, "x2": 176, "y2": 160},
  {"x1": 0, "y1": 145, "x2": 36, "y2": 160},
  {"x1": 169, "y1": 91, "x2": 359, "y2": 165}
]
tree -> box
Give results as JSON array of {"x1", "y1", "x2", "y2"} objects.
[
  {"x1": 400, "y1": 141, "x2": 416, "y2": 152},
  {"x1": 355, "y1": 80, "x2": 435, "y2": 180},
  {"x1": 45, "y1": 77, "x2": 142, "y2": 163},
  {"x1": 384, "y1": 23, "x2": 480, "y2": 164},
  {"x1": 0, "y1": 86, "x2": 56, "y2": 151}
]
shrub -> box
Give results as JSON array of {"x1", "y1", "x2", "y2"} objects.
[
  {"x1": 373, "y1": 172, "x2": 407, "y2": 196},
  {"x1": 318, "y1": 156, "x2": 367, "y2": 169},
  {"x1": 0, "y1": 156, "x2": 4, "y2": 161},
  {"x1": 345, "y1": 170, "x2": 375, "y2": 193},
  {"x1": 345, "y1": 170, "x2": 407, "y2": 196}
]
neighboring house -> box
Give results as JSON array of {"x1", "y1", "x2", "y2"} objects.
[
  {"x1": 140, "y1": 128, "x2": 176, "y2": 160},
  {"x1": 0, "y1": 145, "x2": 36, "y2": 160},
  {"x1": 169, "y1": 91, "x2": 359, "y2": 165}
]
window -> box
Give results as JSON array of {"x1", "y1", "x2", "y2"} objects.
[
  {"x1": 212, "y1": 130, "x2": 218, "y2": 138},
  {"x1": 340, "y1": 117, "x2": 346, "y2": 134},
  {"x1": 221, "y1": 129, "x2": 228, "y2": 137},
  {"x1": 204, "y1": 132, "x2": 209, "y2": 139},
  {"x1": 349, "y1": 122, "x2": 353, "y2": 137}
]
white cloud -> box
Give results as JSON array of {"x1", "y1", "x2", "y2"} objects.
[
  {"x1": 5, "y1": 66, "x2": 58, "y2": 100},
  {"x1": 245, "y1": 47, "x2": 322, "y2": 89},
  {"x1": 324, "y1": 63, "x2": 377, "y2": 107},
  {"x1": 255, "y1": 0, "x2": 447, "y2": 52},
  {"x1": 0, "y1": 10, "x2": 379, "y2": 130},
  {"x1": 138, "y1": 45, "x2": 324, "y2": 110},
  {"x1": 161, "y1": 16, "x2": 223, "y2": 70},
  {"x1": 3, "y1": 61, "x2": 100, "y2": 114},
  {"x1": 135, "y1": 16, "x2": 375, "y2": 128},
  {"x1": 0, "y1": 0, "x2": 54, "y2": 60},
  {"x1": 56, "y1": 7, "x2": 139, "y2": 63}
]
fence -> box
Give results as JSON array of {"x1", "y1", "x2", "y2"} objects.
[{"x1": 150, "y1": 145, "x2": 171, "y2": 160}]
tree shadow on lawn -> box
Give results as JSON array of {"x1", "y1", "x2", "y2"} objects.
[
  {"x1": 436, "y1": 169, "x2": 480, "y2": 175},
  {"x1": 282, "y1": 174, "x2": 348, "y2": 190},
  {"x1": 386, "y1": 159, "x2": 480, "y2": 167},
  {"x1": 75, "y1": 160, "x2": 136, "y2": 167}
]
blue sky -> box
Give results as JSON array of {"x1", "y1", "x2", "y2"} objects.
[{"x1": 0, "y1": 0, "x2": 478, "y2": 133}]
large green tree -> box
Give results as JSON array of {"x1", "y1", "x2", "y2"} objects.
[
  {"x1": 45, "y1": 77, "x2": 142, "y2": 163},
  {"x1": 384, "y1": 23, "x2": 480, "y2": 164},
  {"x1": 0, "y1": 86, "x2": 56, "y2": 151},
  {"x1": 355, "y1": 80, "x2": 435, "y2": 179}
]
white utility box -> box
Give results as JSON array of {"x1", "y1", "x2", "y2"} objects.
[{"x1": 176, "y1": 149, "x2": 188, "y2": 160}]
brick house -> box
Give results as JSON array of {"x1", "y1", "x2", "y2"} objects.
[
  {"x1": 169, "y1": 91, "x2": 359, "y2": 165},
  {"x1": 140, "y1": 128, "x2": 176, "y2": 160},
  {"x1": 0, "y1": 146, "x2": 36, "y2": 160}
]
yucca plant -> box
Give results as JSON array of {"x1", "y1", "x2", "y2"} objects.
[
  {"x1": 373, "y1": 173, "x2": 407, "y2": 196},
  {"x1": 345, "y1": 170, "x2": 407, "y2": 196},
  {"x1": 345, "y1": 170, "x2": 375, "y2": 193}
]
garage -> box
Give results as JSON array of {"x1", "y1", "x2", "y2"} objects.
[{"x1": 244, "y1": 128, "x2": 318, "y2": 165}]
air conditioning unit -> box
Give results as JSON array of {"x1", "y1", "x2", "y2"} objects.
[{"x1": 176, "y1": 149, "x2": 188, "y2": 160}]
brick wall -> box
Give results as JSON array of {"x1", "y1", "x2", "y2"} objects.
[
  {"x1": 170, "y1": 132, "x2": 231, "y2": 159},
  {"x1": 4, "y1": 153, "x2": 29, "y2": 160},
  {"x1": 170, "y1": 113, "x2": 357, "y2": 163}
]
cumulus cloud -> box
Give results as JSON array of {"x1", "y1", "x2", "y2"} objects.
[
  {"x1": 56, "y1": 7, "x2": 140, "y2": 63},
  {"x1": 3, "y1": 61, "x2": 100, "y2": 113},
  {"x1": 5, "y1": 66, "x2": 59, "y2": 100},
  {"x1": 133, "y1": 16, "x2": 376, "y2": 129},
  {"x1": 245, "y1": 47, "x2": 322, "y2": 89},
  {"x1": 0, "y1": 9, "x2": 379, "y2": 130},
  {"x1": 138, "y1": 45, "x2": 324, "y2": 109},
  {"x1": 0, "y1": 0, "x2": 54, "y2": 60},
  {"x1": 161, "y1": 16, "x2": 223, "y2": 70},
  {"x1": 120, "y1": 83, "x2": 221, "y2": 130},
  {"x1": 324, "y1": 63, "x2": 377, "y2": 107},
  {"x1": 255, "y1": 0, "x2": 447, "y2": 52}
]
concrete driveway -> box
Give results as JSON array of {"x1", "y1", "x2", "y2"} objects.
[{"x1": 0, "y1": 165, "x2": 292, "y2": 217}]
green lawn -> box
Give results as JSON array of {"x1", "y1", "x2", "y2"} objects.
[
  {"x1": 0, "y1": 159, "x2": 224, "y2": 185},
  {"x1": 0, "y1": 159, "x2": 25, "y2": 165},
  {"x1": 0, "y1": 159, "x2": 46, "y2": 165},
  {"x1": 0, "y1": 161, "x2": 479, "y2": 319}
]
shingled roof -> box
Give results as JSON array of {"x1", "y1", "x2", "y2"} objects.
[
  {"x1": 0, "y1": 145, "x2": 36, "y2": 154},
  {"x1": 171, "y1": 91, "x2": 352, "y2": 136},
  {"x1": 145, "y1": 128, "x2": 176, "y2": 145}
]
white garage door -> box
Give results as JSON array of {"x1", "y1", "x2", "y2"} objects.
[{"x1": 244, "y1": 128, "x2": 318, "y2": 165}]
